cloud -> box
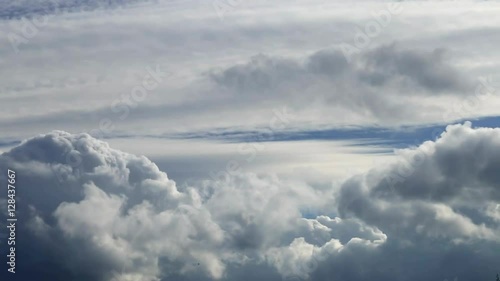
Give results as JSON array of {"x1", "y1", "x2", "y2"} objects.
[
  {"x1": 337, "y1": 122, "x2": 500, "y2": 238},
  {"x1": 2, "y1": 1, "x2": 500, "y2": 279},
  {"x1": 0, "y1": 131, "x2": 329, "y2": 280},
  {"x1": 330, "y1": 122, "x2": 500, "y2": 280},
  {"x1": 1, "y1": 125, "x2": 500, "y2": 281},
  {"x1": 361, "y1": 45, "x2": 469, "y2": 92},
  {"x1": 210, "y1": 44, "x2": 472, "y2": 95},
  {"x1": 2, "y1": 1, "x2": 500, "y2": 141},
  {"x1": 208, "y1": 44, "x2": 476, "y2": 122},
  {"x1": 0, "y1": 131, "x2": 225, "y2": 280}
]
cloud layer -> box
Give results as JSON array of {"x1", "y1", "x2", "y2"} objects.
[
  {"x1": 210, "y1": 44, "x2": 475, "y2": 122},
  {"x1": 1, "y1": 124, "x2": 499, "y2": 280},
  {"x1": 1, "y1": 2, "x2": 500, "y2": 280},
  {"x1": 2, "y1": 0, "x2": 500, "y2": 143}
]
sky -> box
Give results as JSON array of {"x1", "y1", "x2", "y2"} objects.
[{"x1": 0, "y1": 0, "x2": 500, "y2": 280}]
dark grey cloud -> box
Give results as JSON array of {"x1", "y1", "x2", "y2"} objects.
[
  {"x1": 0, "y1": 131, "x2": 324, "y2": 281},
  {"x1": 209, "y1": 44, "x2": 476, "y2": 122},
  {"x1": 0, "y1": 131, "x2": 226, "y2": 281},
  {"x1": 329, "y1": 123, "x2": 500, "y2": 281},
  {"x1": 211, "y1": 44, "x2": 473, "y2": 96},
  {"x1": 337, "y1": 123, "x2": 500, "y2": 223},
  {"x1": 361, "y1": 44, "x2": 470, "y2": 92},
  {"x1": 1, "y1": 125, "x2": 499, "y2": 281},
  {"x1": 210, "y1": 54, "x2": 304, "y2": 94}
]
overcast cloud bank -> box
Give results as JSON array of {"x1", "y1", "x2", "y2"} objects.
[{"x1": 1, "y1": 123, "x2": 499, "y2": 280}]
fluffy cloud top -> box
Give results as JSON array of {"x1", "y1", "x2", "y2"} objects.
[
  {"x1": 0, "y1": 131, "x2": 323, "y2": 280},
  {"x1": 0, "y1": 124, "x2": 499, "y2": 281}
]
